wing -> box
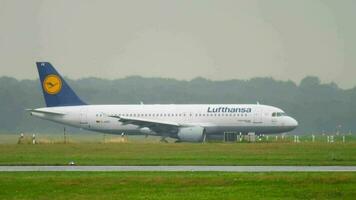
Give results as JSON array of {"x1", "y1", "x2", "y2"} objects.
[{"x1": 108, "y1": 115, "x2": 181, "y2": 134}]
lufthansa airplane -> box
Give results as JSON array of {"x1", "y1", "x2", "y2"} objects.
[{"x1": 29, "y1": 62, "x2": 298, "y2": 142}]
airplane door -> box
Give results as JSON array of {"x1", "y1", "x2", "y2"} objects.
[
  {"x1": 80, "y1": 108, "x2": 89, "y2": 127},
  {"x1": 271, "y1": 112, "x2": 277, "y2": 123},
  {"x1": 253, "y1": 108, "x2": 263, "y2": 123}
]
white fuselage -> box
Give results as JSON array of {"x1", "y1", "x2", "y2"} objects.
[{"x1": 31, "y1": 104, "x2": 298, "y2": 139}]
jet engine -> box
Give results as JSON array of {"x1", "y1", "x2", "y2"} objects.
[
  {"x1": 177, "y1": 126, "x2": 205, "y2": 142},
  {"x1": 139, "y1": 127, "x2": 156, "y2": 135}
]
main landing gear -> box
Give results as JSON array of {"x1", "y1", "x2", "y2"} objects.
[{"x1": 160, "y1": 137, "x2": 169, "y2": 143}]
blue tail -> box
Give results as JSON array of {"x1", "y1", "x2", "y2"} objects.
[{"x1": 36, "y1": 62, "x2": 86, "y2": 107}]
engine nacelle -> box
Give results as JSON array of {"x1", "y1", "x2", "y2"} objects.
[
  {"x1": 177, "y1": 126, "x2": 205, "y2": 142},
  {"x1": 139, "y1": 127, "x2": 156, "y2": 135}
]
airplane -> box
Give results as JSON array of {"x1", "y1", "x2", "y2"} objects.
[{"x1": 28, "y1": 62, "x2": 298, "y2": 142}]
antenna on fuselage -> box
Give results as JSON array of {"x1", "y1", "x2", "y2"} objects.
[
  {"x1": 140, "y1": 101, "x2": 144, "y2": 105},
  {"x1": 256, "y1": 101, "x2": 260, "y2": 105}
]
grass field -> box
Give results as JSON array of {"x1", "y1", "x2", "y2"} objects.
[
  {"x1": 0, "y1": 172, "x2": 355, "y2": 199},
  {"x1": 1, "y1": 135, "x2": 355, "y2": 200},
  {"x1": 0, "y1": 142, "x2": 355, "y2": 166}
]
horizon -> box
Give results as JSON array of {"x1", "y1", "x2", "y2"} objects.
[{"x1": 0, "y1": 74, "x2": 350, "y2": 90}]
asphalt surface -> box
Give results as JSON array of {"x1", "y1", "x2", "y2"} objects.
[{"x1": 0, "y1": 166, "x2": 356, "y2": 172}]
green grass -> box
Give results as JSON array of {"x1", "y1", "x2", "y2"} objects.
[
  {"x1": 0, "y1": 172, "x2": 355, "y2": 199},
  {"x1": 0, "y1": 142, "x2": 355, "y2": 166}
]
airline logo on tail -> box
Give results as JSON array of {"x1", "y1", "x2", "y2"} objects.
[{"x1": 43, "y1": 74, "x2": 62, "y2": 94}]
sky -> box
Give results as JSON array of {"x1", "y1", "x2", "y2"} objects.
[{"x1": 0, "y1": 0, "x2": 355, "y2": 88}]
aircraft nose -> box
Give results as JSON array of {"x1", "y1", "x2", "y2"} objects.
[{"x1": 288, "y1": 117, "x2": 298, "y2": 129}]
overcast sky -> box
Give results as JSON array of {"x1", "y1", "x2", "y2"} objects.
[{"x1": 0, "y1": 0, "x2": 355, "y2": 88}]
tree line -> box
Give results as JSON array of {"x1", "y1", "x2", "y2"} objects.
[{"x1": 0, "y1": 75, "x2": 355, "y2": 134}]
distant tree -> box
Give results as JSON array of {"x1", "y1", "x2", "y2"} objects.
[{"x1": 300, "y1": 76, "x2": 321, "y2": 88}]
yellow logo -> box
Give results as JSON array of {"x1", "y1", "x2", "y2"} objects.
[{"x1": 43, "y1": 75, "x2": 62, "y2": 94}]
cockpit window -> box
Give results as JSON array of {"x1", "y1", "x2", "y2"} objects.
[{"x1": 272, "y1": 112, "x2": 286, "y2": 117}]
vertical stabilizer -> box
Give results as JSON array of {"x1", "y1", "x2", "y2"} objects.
[{"x1": 36, "y1": 62, "x2": 86, "y2": 107}]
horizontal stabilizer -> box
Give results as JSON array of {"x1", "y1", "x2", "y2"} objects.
[{"x1": 26, "y1": 109, "x2": 65, "y2": 116}]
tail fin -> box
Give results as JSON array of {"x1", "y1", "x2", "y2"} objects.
[{"x1": 36, "y1": 62, "x2": 86, "y2": 107}]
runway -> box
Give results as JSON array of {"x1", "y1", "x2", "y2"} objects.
[{"x1": 1, "y1": 166, "x2": 356, "y2": 172}]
